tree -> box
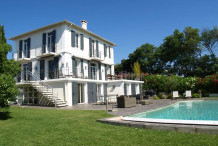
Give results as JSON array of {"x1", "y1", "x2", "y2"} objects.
[
  {"x1": 161, "y1": 27, "x2": 202, "y2": 76},
  {"x1": 0, "y1": 24, "x2": 20, "y2": 109},
  {"x1": 201, "y1": 26, "x2": 218, "y2": 56},
  {"x1": 132, "y1": 61, "x2": 141, "y2": 77}
]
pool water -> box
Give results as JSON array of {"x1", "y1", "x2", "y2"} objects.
[{"x1": 128, "y1": 100, "x2": 218, "y2": 121}]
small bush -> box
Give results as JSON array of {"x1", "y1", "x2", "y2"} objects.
[
  {"x1": 162, "y1": 95, "x2": 167, "y2": 99},
  {"x1": 153, "y1": 96, "x2": 159, "y2": 100},
  {"x1": 178, "y1": 94, "x2": 182, "y2": 99},
  {"x1": 192, "y1": 93, "x2": 200, "y2": 98},
  {"x1": 167, "y1": 93, "x2": 173, "y2": 99},
  {"x1": 157, "y1": 93, "x2": 163, "y2": 99}
]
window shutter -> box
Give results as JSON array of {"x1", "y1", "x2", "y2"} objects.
[
  {"x1": 104, "y1": 44, "x2": 107, "y2": 57},
  {"x1": 42, "y1": 33, "x2": 46, "y2": 54},
  {"x1": 89, "y1": 38, "x2": 92, "y2": 57},
  {"x1": 80, "y1": 34, "x2": 84, "y2": 50},
  {"x1": 19, "y1": 40, "x2": 23, "y2": 58},
  {"x1": 99, "y1": 63, "x2": 102, "y2": 80},
  {"x1": 96, "y1": 40, "x2": 99, "y2": 57},
  {"x1": 109, "y1": 46, "x2": 111, "y2": 58},
  {"x1": 88, "y1": 61, "x2": 91, "y2": 79},
  {"x1": 71, "y1": 30, "x2": 76, "y2": 47},
  {"x1": 27, "y1": 38, "x2": 31, "y2": 58},
  {"x1": 105, "y1": 64, "x2": 107, "y2": 80},
  {"x1": 52, "y1": 30, "x2": 56, "y2": 52},
  {"x1": 81, "y1": 59, "x2": 84, "y2": 75}
]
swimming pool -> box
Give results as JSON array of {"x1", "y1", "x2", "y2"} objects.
[{"x1": 122, "y1": 100, "x2": 218, "y2": 125}]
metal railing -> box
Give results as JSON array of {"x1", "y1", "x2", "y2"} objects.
[
  {"x1": 107, "y1": 73, "x2": 145, "y2": 81},
  {"x1": 90, "y1": 50, "x2": 103, "y2": 60},
  {"x1": 35, "y1": 44, "x2": 57, "y2": 57}
]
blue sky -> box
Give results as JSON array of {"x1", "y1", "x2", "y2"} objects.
[{"x1": 1, "y1": 0, "x2": 217, "y2": 63}]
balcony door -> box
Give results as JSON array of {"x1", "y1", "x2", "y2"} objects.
[
  {"x1": 91, "y1": 63, "x2": 96, "y2": 80},
  {"x1": 48, "y1": 57, "x2": 59, "y2": 79},
  {"x1": 40, "y1": 60, "x2": 45, "y2": 80}
]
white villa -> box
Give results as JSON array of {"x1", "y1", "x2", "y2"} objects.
[{"x1": 10, "y1": 20, "x2": 143, "y2": 107}]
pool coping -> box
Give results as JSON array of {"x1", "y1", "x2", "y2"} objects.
[
  {"x1": 123, "y1": 100, "x2": 218, "y2": 126},
  {"x1": 98, "y1": 116, "x2": 218, "y2": 134},
  {"x1": 98, "y1": 99, "x2": 218, "y2": 134}
]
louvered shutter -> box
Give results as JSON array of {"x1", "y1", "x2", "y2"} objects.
[
  {"x1": 71, "y1": 30, "x2": 75, "y2": 47},
  {"x1": 27, "y1": 38, "x2": 31, "y2": 58},
  {"x1": 52, "y1": 30, "x2": 56, "y2": 52},
  {"x1": 99, "y1": 63, "x2": 102, "y2": 80},
  {"x1": 80, "y1": 34, "x2": 84, "y2": 50},
  {"x1": 96, "y1": 40, "x2": 99, "y2": 57},
  {"x1": 81, "y1": 59, "x2": 84, "y2": 75},
  {"x1": 104, "y1": 44, "x2": 107, "y2": 57},
  {"x1": 19, "y1": 40, "x2": 23, "y2": 58},
  {"x1": 89, "y1": 38, "x2": 92, "y2": 57},
  {"x1": 88, "y1": 61, "x2": 91, "y2": 79},
  {"x1": 105, "y1": 64, "x2": 107, "y2": 80},
  {"x1": 42, "y1": 33, "x2": 46, "y2": 54},
  {"x1": 109, "y1": 46, "x2": 111, "y2": 58}
]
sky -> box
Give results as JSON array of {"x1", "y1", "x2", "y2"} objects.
[{"x1": 0, "y1": 0, "x2": 218, "y2": 64}]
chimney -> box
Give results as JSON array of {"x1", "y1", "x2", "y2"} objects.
[{"x1": 81, "y1": 20, "x2": 88, "y2": 30}]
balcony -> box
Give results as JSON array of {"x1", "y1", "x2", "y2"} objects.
[
  {"x1": 16, "y1": 51, "x2": 31, "y2": 64},
  {"x1": 90, "y1": 50, "x2": 103, "y2": 61},
  {"x1": 36, "y1": 44, "x2": 57, "y2": 58}
]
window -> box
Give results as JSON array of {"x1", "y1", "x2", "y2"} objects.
[
  {"x1": 19, "y1": 38, "x2": 30, "y2": 58},
  {"x1": 71, "y1": 30, "x2": 79, "y2": 48},
  {"x1": 47, "y1": 30, "x2": 56, "y2": 52}
]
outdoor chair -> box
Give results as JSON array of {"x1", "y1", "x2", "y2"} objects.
[
  {"x1": 185, "y1": 90, "x2": 192, "y2": 98},
  {"x1": 173, "y1": 91, "x2": 179, "y2": 99}
]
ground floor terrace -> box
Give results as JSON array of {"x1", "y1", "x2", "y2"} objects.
[{"x1": 16, "y1": 77, "x2": 143, "y2": 107}]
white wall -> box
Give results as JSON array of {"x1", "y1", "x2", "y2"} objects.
[{"x1": 14, "y1": 24, "x2": 65, "y2": 60}]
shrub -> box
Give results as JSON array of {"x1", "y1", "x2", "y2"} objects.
[
  {"x1": 157, "y1": 93, "x2": 163, "y2": 99},
  {"x1": 153, "y1": 96, "x2": 159, "y2": 100},
  {"x1": 167, "y1": 93, "x2": 173, "y2": 99},
  {"x1": 192, "y1": 93, "x2": 200, "y2": 98},
  {"x1": 162, "y1": 95, "x2": 167, "y2": 99}
]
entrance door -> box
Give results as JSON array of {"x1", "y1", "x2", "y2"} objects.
[
  {"x1": 88, "y1": 83, "x2": 97, "y2": 103},
  {"x1": 77, "y1": 83, "x2": 84, "y2": 103}
]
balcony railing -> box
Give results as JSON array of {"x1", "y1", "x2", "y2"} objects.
[
  {"x1": 16, "y1": 51, "x2": 31, "y2": 63},
  {"x1": 107, "y1": 73, "x2": 147, "y2": 81},
  {"x1": 90, "y1": 50, "x2": 103, "y2": 61},
  {"x1": 35, "y1": 44, "x2": 57, "y2": 58}
]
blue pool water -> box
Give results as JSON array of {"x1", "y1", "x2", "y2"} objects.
[{"x1": 129, "y1": 100, "x2": 218, "y2": 121}]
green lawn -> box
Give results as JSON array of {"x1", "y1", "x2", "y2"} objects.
[{"x1": 0, "y1": 107, "x2": 217, "y2": 146}]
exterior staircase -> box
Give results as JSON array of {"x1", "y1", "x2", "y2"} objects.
[{"x1": 22, "y1": 71, "x2": 68, "y2": 107}]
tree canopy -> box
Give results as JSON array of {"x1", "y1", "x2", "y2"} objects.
[
  {"x1": 0, "y1": 25, "x2": 20, "y2": 109},
  {"x1": 115, "y1": 26, "x2": 218, "y2": 77}
]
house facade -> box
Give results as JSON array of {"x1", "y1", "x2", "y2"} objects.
[{"x1": 10, "y1": 20, "x2": 143, "y2": 107}]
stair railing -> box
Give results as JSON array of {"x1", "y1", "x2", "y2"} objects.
[{"x1": 22, "y1": 70, "x2": 59, "y2": 108}]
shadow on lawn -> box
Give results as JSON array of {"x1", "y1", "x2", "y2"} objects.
[{"x1": 0, "y1": 111, "x2": 12, "y2": 120}]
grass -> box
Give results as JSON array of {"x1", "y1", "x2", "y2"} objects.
[{"x1": 0, "y1": 107, "x2": 217, "y2": 146}]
